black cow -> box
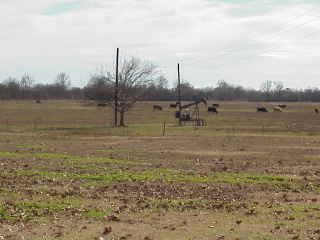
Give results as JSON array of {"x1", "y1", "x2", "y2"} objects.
[
  {"x1": 208, "y1": 106, "x2": 218, "y2": 114},
  {"x1": 315, "y1": 108, "x2": 319, "y2": 114},
  {"x1": 35, "y1": 99, "x2": 41, "y2": 104},
  {"x1": 257, "y1": 107, "x2": 268, "y2": 112},
  {"x1": 97, "y1": 103, "x2": 107, "y2": 107},
  {"x1": 169, "y1": 104, "x2": 177, "y2": 108},
  {"x1": 212, "y1": 103, "x2": 220, "y2": 107},
  {"x1": 153, "y1": 105, "x2": 162, "y2": 111}
]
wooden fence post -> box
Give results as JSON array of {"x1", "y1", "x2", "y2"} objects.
[{"x1": 162, "y1": 121, "x2": 166, "y2": 136}]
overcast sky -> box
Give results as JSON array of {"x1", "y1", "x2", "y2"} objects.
[{"x1": 1, "y1": 0, "x2": 320, "y2": 89}]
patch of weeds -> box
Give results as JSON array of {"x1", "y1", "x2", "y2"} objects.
[
  {"x1": 0, "y1": 151, "x2": 68, "y2": 160},
  {"x1": 0, "y1": 151, "x2": 136, "y2": 166},
  {"x1": 15, "y1": 169, "x2": 173, "y2": 183},
  {"x1": 16, "y1": 201, "x2": 70, "y2": 212},
  {"x1": 16, "y1": 170, "x2": 70, "y2": 179},
  {"x1": 274, "y1": 221, "x2": 287, "y2": 228},
  {"x1": 14, "y1": 168, "x2": 305, "y2": 192},
  {"x1": 139, "y1": 169, "x2": 296, "y2": 187},
  {"x1": 96, "y1": 148, "x2": 129, "y2": 153},
  {"x1": 69, "y1": 163, "x2": 113, "y2": 171},
  {"x1": 16, "y1": 170, "x2": 131, "y2": 182},
  {"x1": 0, "y1": 207, "x2": 11, "y2": 221},
  {"x1": 70, "y1": 156, "x2": 135, "y2": 166},
  {"x1": 16, "y1": 144, "x2": 43, "y2": 149},
  {"x1": 140, "y1": 168, "x2": 180, "y2": 180},
  {"x1": 1, "y1": 194, "x2": 116, "y2": 223},
  {"x1": 82, "y1": 209, "x2": 112, "y2": 219},
  {"x1": 33, "y1": 153, "x2": 72, "y2": 160},
  {"x1": 38, "y1": 152, "x2": 137, "y2": 166},
  {"x1": 1, "y1": 200, "x2": 78, "y2": 222},
  {"x1": 214, "y1": 173, "x2": 294, "y2": 185},
  {"x1": 0, "y1": 152, "x2": 21, "y2": 158}
]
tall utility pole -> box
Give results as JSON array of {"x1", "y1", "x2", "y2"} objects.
[
  {"x1": 114, "y1": 48, "x2": 119, "y2": 127},
  {"x1": 177, "y1": 63, "x2": 182, "y2": 126}
]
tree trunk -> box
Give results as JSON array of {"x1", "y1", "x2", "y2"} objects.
[{"x1": 119, "y1": 110, "x2": 126, "y2": 127}]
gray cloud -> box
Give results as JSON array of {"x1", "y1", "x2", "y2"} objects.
[{"x1": 1, "y1": 0, "x2": 320, "y2": 89}]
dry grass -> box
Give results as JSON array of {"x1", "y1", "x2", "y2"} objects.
[{"x1": 0, "y1": 100, "x2": 320, "y2": 240}]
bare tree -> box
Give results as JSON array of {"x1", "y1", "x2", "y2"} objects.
[
  {"x1": 54, "y1": 72, "x2": 71, "y2": 98},
  {"x1": 116, "y1": 58, "x2": 158, "y2": 126},
  {"x1": 154, "y1": 75, "x2": 169, "y2": 89},
  {"x1": 260, "y1": 80, "x2": 273, "y2": 101},
  {"x1": 20, "y1": 73, "x2": 34, "y2": 99},
  {"x1": 215, "y1": 80, "x2": 233, "y2": 100},
  {"x1": 273, "y1": 81, "x2": 284, "y2": 99},
  {"x1": 55, "y1": 72, "x2": 71, "y2": 89},
  {"x1": 84, "y1": 74, "x2": 112, "y2": 101},
  {"x1": 94, "y1": 57, "x2": 158, "y2": 127},
  {"x1": 2, "y1": 77, "x2": 20, "y2": 99}
]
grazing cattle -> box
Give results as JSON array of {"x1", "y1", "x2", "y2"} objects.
[
  {"x1": 212, "y1": 103, "x2": 220, "y2": 108},
  {"x1": 153, "y1": 105, "x2": 162, "y2": 111},
  {"x1": 315, "y1": 108, "x2": 319, "y2": 114},
  {"x1": 35, "y1": 99, "x2": 41, "y2": 104},
  {"x1": 257, "y1": 107, "x2": 268, "y2": 112},
  {"x1": 208, "y1": 106, "x2": 218, "y2": 114},
  {"x1": 278, "y1": 104, "x2": 287, "y2": 109},
  {"x1": 97, "y1": 103, "x2": 107, "y2": 107},
  {"x1": 169, "y1": 102, "x2": 180, "y2": 108},
  {"x1": 273, "y1": 107, "x2": 282, "y2": 112}
]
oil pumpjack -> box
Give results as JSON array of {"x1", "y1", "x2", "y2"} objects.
[
  {"x1": 175, "y1": 63, "x2": 207, "y2": 127},
  {"x1": 175, "y1": 98, "x2": 207, "y2": 126}
]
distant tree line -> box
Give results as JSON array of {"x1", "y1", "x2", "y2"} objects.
[
  {"x1": 84, "y1": 78, "x2": 320, "y2": 102},
  {"x1": 2, "y1": 73, "x2": 320, "y2": 102},
  {"x1": 0, "y1": 73, "x2": 82, "y2": 100}
]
